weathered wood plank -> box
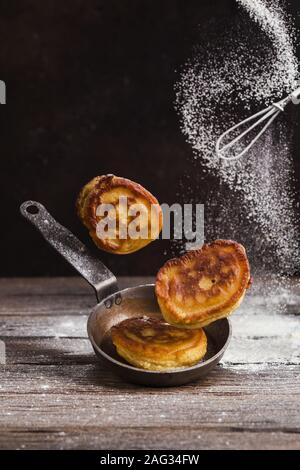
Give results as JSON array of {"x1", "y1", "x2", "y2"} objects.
[
  {"x1": 1, "y1": 337, "x2": 95, "y2": 365},
  {"x1": 0, "y1": 277, "x2": 155, "y2": 316},
  {"x1": 0, "y1": 315, "x2": 88, "y2": 337},
  {"x1": 0, "y1": 429, "x2": 299, "y2": 450},
  {"x1": 1, "y1": 279, "x2": 299, "y2": 317},
  {"x1": 0, "y1": 277, "x2": 299, "y2": 450},
  {"x1": 0, "y1": 366, "x2": 299, "y2": 431},
  {"x1": 1, "y1": 305, "x2": 299, "y2": 364},
  {"x1": 0, "y1": 351, "x2": 299, "y2": 436},
  {"x1": 0, "y1": 296, "x2": 94, "y2": 317},
  {"x1": 0, "y1": 362, "x2": 299, "y2": 396}
]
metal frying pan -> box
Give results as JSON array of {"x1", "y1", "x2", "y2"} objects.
[{"x1": 20, "y1": 200, "x2": 231, "y2": 387}]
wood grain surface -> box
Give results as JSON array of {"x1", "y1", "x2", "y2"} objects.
[{"x1": 0, "y1": 277, "x2": 299, "y2": 450}]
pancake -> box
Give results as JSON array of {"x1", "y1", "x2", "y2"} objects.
[
  {"x1": 76, "y1": 174, "x2": 163, "y2": 254},
  {"x1": 111, "y1": 316, "x2": 207, "y2": 371},
  {"x1": 155, "y1": 239, "x2": 251, "y2": 328}
]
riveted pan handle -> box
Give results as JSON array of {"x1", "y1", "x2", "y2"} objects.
[{"x1": 20, "y1": 201, "x2": 119, "y2": 302}]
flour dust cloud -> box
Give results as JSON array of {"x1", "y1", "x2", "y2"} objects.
[{"x1": 174, "y1": 0, "x2": 300, "y2": 290}]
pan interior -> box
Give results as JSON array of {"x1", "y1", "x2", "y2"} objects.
[{"x1": 88, "y1": 284, "x2": 228, "y2": 370}]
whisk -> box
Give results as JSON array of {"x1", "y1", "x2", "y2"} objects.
[{"x1": 215, "y1": 86, "x2": 300, "y2": 161}]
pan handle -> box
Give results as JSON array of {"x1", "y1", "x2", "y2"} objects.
[{"x1": 20, "y1": 200, "x2": 119, "y2": 303}]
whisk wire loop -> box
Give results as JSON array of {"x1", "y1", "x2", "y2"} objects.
[
  {"x1": 215, "y1": 86, "x2": 300, "y2": 161},
  {"x1": 216, "y1": 106, "x2": 275, "y2": 155}
]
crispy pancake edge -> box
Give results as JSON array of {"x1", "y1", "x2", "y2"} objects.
[
  {"x1": 155, "y1": 239, "x2": 251, "y2": 328},
  {"x1": 76, "y1": 174, "x2": 163, "y2": 254}
]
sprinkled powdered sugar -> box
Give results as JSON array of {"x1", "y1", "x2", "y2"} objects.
[
  {"x1": 174, "y1": 0, "x2": 300, "y2": 292},
  {"x1": 236, "y1": 0, "x2": 299, "y2": 102}
]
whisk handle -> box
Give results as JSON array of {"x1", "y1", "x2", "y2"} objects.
[
  {"x1": 274, "y1": 88, "x2": 300, "y2": 110},
  {"x1": 290, "y1": 87, "x2": 300, "y2": 105}
]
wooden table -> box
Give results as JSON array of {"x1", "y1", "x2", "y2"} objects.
[{"x1": 0, "y1": 276, "x2": 299, "y2": 450}]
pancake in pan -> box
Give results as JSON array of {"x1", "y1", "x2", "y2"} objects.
[
  {"x1": 155, "y1": 239, "x2": 251, "y2": 329},
  {"x1": 111, "y1": 317, "x2": 207, "y2": 371}
]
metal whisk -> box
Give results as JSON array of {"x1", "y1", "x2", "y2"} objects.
[{"x1": 216, "y1": 87, "x2": 300, "y2": 161}]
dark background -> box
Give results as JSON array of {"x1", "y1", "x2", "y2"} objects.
[{"x1": 0, "y1": 0, "x2": 299, "y2": 277}]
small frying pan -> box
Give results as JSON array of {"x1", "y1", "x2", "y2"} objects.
[{"x1": 20, "y1": 200, "x2": 231, "y2": 387}]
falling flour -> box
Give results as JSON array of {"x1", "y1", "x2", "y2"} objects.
[{"x1": 174, "y1": 0, "x2": 300, "y2": 286}]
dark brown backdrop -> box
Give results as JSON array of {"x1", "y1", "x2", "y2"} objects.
[{"x1": 0, "y1": 0, "x2": 299, "y2": 276}]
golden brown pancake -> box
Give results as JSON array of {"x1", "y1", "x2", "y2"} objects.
[
  {"x1": 111, "y1": 317, "x2": 207, "y2": 371},
  {"x1": 76, "y1": 174, "x2": 163, "y2": 254},
  {"x1": 155, "y1": 239, "x2": 251, "y2": 329}
]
